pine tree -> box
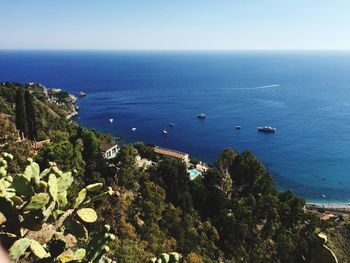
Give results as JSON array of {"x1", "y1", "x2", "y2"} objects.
[
  {"x1": 24, "y1": 90, "x2": 38, "y2": 140},
  {"x1": 15, "y1": 87, "x2": 28, "y2": 138}
]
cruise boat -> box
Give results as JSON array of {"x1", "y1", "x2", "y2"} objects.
[
  {"x1": 257, "y1": 126, "x2": 276, "y2": 133},
  {"x1": 197, "y1": 113, "x2": 206, "y2": 119}
]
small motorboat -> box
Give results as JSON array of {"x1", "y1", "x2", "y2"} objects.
[
  {"x1": 79, "y1": 91, "x2": 87, "y2": 97},
  {"x1": 257, "y1": 126, "x2": 276, "y2": 133},
  {"x1": 169, "y1": 122, "x2": 175, "y2": 127},
  {"x1": 197, "y1": 113, "x2": 206, "y2": 119},
  {"x1": 109, "y1": 118, "x2": 113, "y2": 124},
  {"x1": 131, "y1": 128, "x2": 137, "y2": 132},
  {"x1": 321, "y1": 194, "x2": 327, "y2": 198},
  {"x1": 163, "y1": 130, "x2": 168, "y2": 135},
  {"x1": 235, "y1": 125, "x2": 241, "y2": 129}
]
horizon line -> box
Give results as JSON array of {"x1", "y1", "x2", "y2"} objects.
[{"x1": 1, "y1": 48, "x2": 350, "y2": 52}]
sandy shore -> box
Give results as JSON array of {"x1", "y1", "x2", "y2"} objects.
[{"x1": 306, "y1": 203, "x2": 350, "y2": 214}]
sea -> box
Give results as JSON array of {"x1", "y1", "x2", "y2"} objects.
[{"x1": 1, "y1": 50, "x2": 350, "y2": 204}]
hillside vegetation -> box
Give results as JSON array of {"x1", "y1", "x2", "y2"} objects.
[{"x1": 0, "y1": 82, "x2": 344, "y2": 263}]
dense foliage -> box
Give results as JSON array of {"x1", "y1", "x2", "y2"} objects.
[{"x1": 0, "y1": 83, "x2": 330, "y2": 263}]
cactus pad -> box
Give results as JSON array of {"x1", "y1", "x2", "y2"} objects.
[
  {"x1": 10, "y1": 195, "x2": 24, "y2": 206},
  {"x1": 12, "y1": 174, "x2": 33, "y2": 197},
  {"x1": 52, "y1": 166, "x2": 63, "y2": 176},
  {"x1": 169, "y1": 252, "x2": 180, "y2": 262},
  {"x1": 57, "y1": 191, "x2": 68, "y2": 209},
  {"x1": 73, "y1": 188, "x2": 87, "y2": 208},
  {"x1": 30, "y1": 239, "x2": 50, "y2": 259},
  {"x1": 24, "y1": 162, "x2": 40, "y2": 180},
  {"x1": 25, "y1": 193, "x2": 50, "y2": 211},
  {"x1": 57, "y1": 249, "x2": 75, "y2": 263},
  {"x1": 76, "y1": 208, "x2": 97, "y2": 223},
  {"x1": 85, "y1": 183, "x2": 103, "y2": 192},
  {"x1": 68, "y1": 219, "x2": 88, "y2": 241},
  {"x1": 73, "y1": 248, "x2": 86, "y2": 261},
  {"x1": 48, "y1": 173, "x2": 58, "y2": 201},
  {"x1": 161, "y1": 253, "x2": 170, "y2": 263},
  {"x1": 57, "y1": 172, "x2": 73, "y2": 193},
  {"x1": 9, "y1": 238, "x2": 31, "y2": 260},
  {"x1": 39, "y1": 167, "x2": 51, "y2": 178}
]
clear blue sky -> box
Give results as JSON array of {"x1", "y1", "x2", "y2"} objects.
[{"x1": 1, "y1": 0, "x2": 350, "y2": 50}]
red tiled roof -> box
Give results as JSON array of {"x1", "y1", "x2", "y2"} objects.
[{"x1": 154, "y1": 146, "x2": 188, "y2": 159}]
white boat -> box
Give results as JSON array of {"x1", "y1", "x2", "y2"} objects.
[
  {"x1": 163, "y1": 130, "x2": 168, "y2": 135},
  {"x1": 258, "y1": 126, "x2": 276, "y2": 133},
  {"x1": 109, "y1": 118, "x2": 113, "y2": 124},
  {"x1": 235, "y1": 125, "x2": 241, "y2": 129},
  {"x1": 197, "y1": 113, "x2": 206, "y2": 119},
  {"x1": 131, "y1": 128, "x2": 136, "y2": 131}
]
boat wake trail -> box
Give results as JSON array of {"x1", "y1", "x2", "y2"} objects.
[{"x1": 235, "y1": 84, "x2": 280, "y2": 90}]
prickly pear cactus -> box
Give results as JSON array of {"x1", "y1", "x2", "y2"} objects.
[
  {"x1": 85, "y1": 224, "x2": 116, "y2": 262},
  {"x1": 0, "y1": 153, "x2": 117, "y2": 262}
]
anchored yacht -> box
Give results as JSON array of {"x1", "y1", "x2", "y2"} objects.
[
  {"x1": 257, "y1": 126, "x2": 276, "y2": 133},
  {"x1": 197, "y1": 113, "x2": 206, "y2": 119}
]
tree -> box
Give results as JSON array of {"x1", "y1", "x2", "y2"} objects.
[
  {"x1": 0, "y1": 114, "x2": 34, "y2": 174},
  {"x1": 160, "y1": 203, "x2": 184, "y2": 242},
  {"x1": 155, "y1": 157, "x2": 193, "y2": 213},
  {"x1": 134, "y1": 142, "x2": 156, "y2": 161},
  {"x1": 115, "y1": 145, "x2": 139, "y2": 189},
  {"x1": 15, "y1": 87, "x2": 28, "y2": 138},
  {"x1": 0, "y1": 114, "x2": 18, "y2": 145},
  {"x1": 35, "y1": 140, "x2": 74, "y2": 171},
  {"x1": 136, "y1": 181, "x2": 167, "y2": 254},
  {"x1": 201, "y1": 169, "x2": 227, "y2": 219},
  {"x1": 24, "y1": 90, "x2": 38, "y2": 140},
  {"x1": 50, "y1": 130, "x2": 70, "y2": 143},
  {"x1": 185, "y1": 252, "x2": 205, "y2": 263},
  {"x1": 81, "y1": 129, "x2": 99, "y2": 161},
  {"x1": 72, "y1": 139, "x2": 86, "y2": 176},
  {"x1": 110, "y1": 239, "x2": 152, "y2": 263},
  {"x1": 139, "y1": 181, "x2": 166, "y2": 224}
]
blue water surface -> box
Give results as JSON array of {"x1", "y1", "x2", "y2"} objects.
[{"x1": 1, "y1": 50, "x2": 350, "y2": 203}]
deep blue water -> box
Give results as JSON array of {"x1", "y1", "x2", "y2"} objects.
[{"x1": 1, "y1": 50, "x2": 350, "y2": 203}]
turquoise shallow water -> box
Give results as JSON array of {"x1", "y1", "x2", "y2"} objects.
[{"x1": 1, "y1": 50, "x2": 350, "y2": 203}]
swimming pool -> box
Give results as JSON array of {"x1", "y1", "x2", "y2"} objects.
[{"x1": 188, "y1": 169, "x2": 201, "y2": 180}]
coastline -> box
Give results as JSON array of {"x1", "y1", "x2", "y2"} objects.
[
  {"x1": 305, "y1": 203, "x2": 350, "y2": 217},
  {"x1": 63, "y1": 86, "x2": 350, "y2": 207},
  {"x1": 306, "y1": 203, "x2": 350, "y2": 210}
]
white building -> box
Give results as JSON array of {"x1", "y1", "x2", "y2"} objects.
[{"x1": 100, "y1": 143, "x2": 120, "y2": 160}]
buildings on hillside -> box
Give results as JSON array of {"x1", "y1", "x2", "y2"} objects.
[
  {"x1": 100, "y1": 143, "x2": 120, "y2": 160},
  {"x1": 100, "y1": 143, "x2": 208, "y2": 180},
  {"x1": 154, "y1": 146, "x2": 190, "y2": 166}
]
